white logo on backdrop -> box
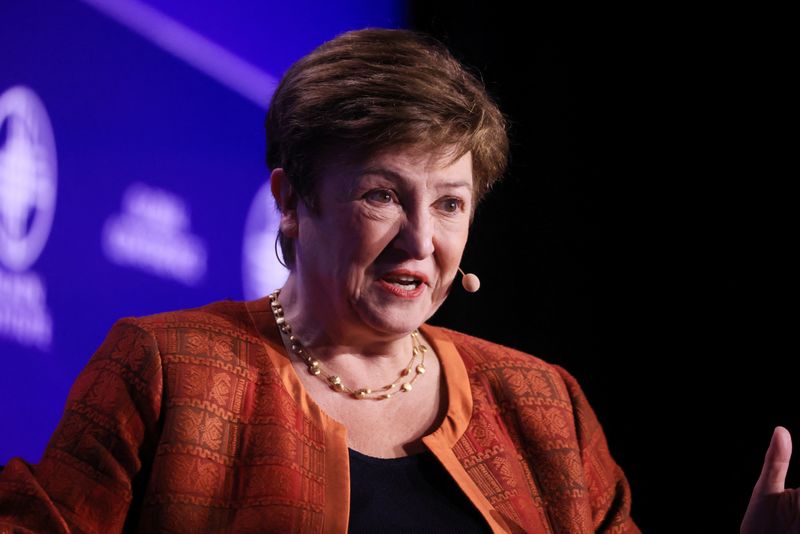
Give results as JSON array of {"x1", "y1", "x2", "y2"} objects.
[
  {"x1": 102, "y1": 182, "x2": 208, "y2": 285},
  {"x1": 0, "y1": 270, "x2": 52, "y2": 350},
  {"x1": 242, "y1": 182, "x2": 286, "y2": 299},
  {"x1": 0, "y1": 86, "x2": 56, "y2": 350},
  {"x1": 0, "y1": 86, "x2": 57, "y2": 272}
]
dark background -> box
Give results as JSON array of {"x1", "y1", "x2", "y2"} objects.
[{"x1": 410, "y1": 4, "x2": 795, "y2": 533}]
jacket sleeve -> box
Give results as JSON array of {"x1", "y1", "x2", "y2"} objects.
[
  {"x1": 552, "y1": 365, "x2": 641, "y2": 534},
  {"x1": 0, "y1": 318, "x2": 163, "y2": 534}
]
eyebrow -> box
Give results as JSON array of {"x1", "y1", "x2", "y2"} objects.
[{"x1": 359, "y1": 167, "x2": 473, "y2": 191}]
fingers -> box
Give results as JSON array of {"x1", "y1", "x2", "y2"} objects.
[{"x1": 755, "y1": 426, "x2": 792, "y2": 495}]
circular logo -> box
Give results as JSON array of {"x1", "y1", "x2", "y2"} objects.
[
  {"x1": 0, "y1": 86, "x2": 58, "y2": 272},
  {"x1": 242, "y1": 181, "x2": 287, "y2": 300}
]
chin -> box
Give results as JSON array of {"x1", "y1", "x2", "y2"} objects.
[
  {"x1": 351, "y1": 284, "x2": 446, "y2": 335},
  {"x1": 356, "y1": 305, "x2": 427, "y2": 337},
  {"x1": 361, "y1": 298, "x2": 446, "y2": 337}
]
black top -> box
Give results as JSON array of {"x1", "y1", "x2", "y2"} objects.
[{"x1": 348, "y1": 448, "x2": 491, "y2": 534}]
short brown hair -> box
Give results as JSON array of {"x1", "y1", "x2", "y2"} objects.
[{"x1": 266, "y1": 28, "x2": 508, "y2": 268}]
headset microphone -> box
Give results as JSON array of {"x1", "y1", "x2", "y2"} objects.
[{"x1": 458, "y1": 268, "x2": 481, "y2": 293}]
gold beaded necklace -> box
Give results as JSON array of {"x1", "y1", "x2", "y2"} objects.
[{"x1": 268, "y1": 289, "x2": 428, "y2": 400}]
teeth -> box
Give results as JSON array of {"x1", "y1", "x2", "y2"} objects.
[{"x1": 384, "y1": 276, "x2": 421, "y2": 287}]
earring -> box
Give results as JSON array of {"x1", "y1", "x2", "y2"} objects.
[{"x1": 274, "y1": 233, "x2": 288, "y2": 269}]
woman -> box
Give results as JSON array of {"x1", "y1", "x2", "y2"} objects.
[{"x1": 1, "y1": 28, "x2": 643, "y2": 533}]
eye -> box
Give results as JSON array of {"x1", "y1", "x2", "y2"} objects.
[
  {"x1": 363, "y1": 189, "x2": 397, "y2": 204},
  {"x1": 438, "y1": 197, "x2": 465, "y2": 214}
]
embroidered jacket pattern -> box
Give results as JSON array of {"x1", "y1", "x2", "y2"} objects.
[{"x1": 0, "y1": 299, "x2": 640, "y2": 533}]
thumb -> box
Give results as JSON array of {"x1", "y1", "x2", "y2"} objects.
[{"x1": 755, "y1": 426, "x2": 792, "y2": 495}]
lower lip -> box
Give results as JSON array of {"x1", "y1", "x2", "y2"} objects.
[{"x1": 377, "y1": 279, "x2": 426, "y2": 299}]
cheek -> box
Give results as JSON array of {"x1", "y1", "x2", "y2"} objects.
[
  {"x1": 432, "y1": 230, "x2": 468, "y2": 295},
  {"x1": 436, "y1": 224, "x2": 469, "y2": 265},
  {"x1": 347, "y1": 212, "x2": 400, "y2": 261}
]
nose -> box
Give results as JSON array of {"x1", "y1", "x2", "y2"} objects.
[{"x1": 395, "y1": 208, "x2": 435, "y2": 260}]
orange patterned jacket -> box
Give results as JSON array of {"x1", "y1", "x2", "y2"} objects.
[{"x1": 0, "y1": 298, "x2": 639, "y2": 533}]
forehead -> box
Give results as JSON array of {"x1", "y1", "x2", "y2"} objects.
[{"x1": 319, "y1": 146, "x2": 474, "y2": 187}]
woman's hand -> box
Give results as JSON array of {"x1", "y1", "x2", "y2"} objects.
[{"x1": 741, "y1": 427, "x2": 800, "y2": 533}]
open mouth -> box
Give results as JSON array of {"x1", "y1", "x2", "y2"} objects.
[{"x1": 381, "y1": 275, "x2": 423, "y2": 289}]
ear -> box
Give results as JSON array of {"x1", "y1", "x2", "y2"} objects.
[{"x1": 270, "y1": 168, "x2": 299, "y2": 238}]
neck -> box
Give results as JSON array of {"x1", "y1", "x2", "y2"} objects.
[{"x1": 276, "y1": 275, "x2": 415, "y2": 365}]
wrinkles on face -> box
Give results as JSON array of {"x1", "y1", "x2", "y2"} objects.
[{"x1": 292, "y1": 147, "x2": 473, "y2": 341}]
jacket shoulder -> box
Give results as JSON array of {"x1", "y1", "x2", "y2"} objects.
[
  {"x1": 122, "y1": 300, "x2": 259, "y2": 340},
  {"x1": 428, "y1": 324, "x2": 556, "y2": 374},
  {"x1": 109, "y1": 300, "x2": 267, "y2": 371},
  {"x1": 426, "y1": 324, "x2": 579, "y2": 405}
]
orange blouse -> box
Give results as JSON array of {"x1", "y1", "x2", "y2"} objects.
[{"x1": 0, "y1": 298, "x2": 639, "y2": 533}]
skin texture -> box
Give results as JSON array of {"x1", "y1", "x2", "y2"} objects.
[
  {"x1": 269, "y1": 147, "x2": 473, "y2": 457},
  {"x1": 742, "y1": 426, "x2": 800, "y2": 533},
  {"x1": 271, "y1": 147, "x2": 473, "y2": 354}
]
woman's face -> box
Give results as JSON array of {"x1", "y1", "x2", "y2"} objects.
[{"x1": 292, "y1": 147, "x2": 473, "y2": 341}]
